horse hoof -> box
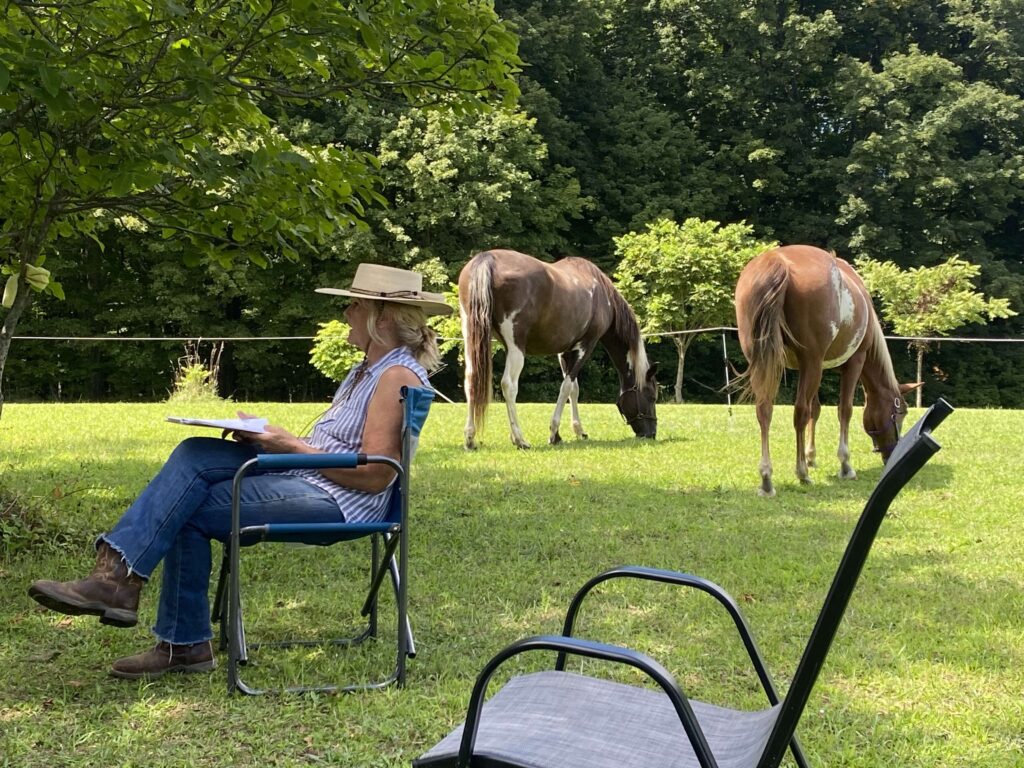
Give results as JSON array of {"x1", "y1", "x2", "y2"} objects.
[
  {"x1": 799, "y1": 476, "x2": 813, "y2": 485},
  {"x1": 839, "y1": 469, "x2": 857, "y2": 480},
  {"x1": 758, "y1": 487, "x2": 776, "y2": 498},
  {"x1": 579, "y1": 433, "x2": 589, "y2": 440}
]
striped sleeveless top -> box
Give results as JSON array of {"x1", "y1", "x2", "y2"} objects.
[{"x1": 286, "y1": 346, "x2": 429, "y2": 522}]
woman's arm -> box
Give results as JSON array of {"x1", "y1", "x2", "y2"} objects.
[{"x1": 232, "y1": 364, "x2": 422, "y2": 493}]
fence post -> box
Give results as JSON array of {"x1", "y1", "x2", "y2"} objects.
[{"x1": 722, "y1": 332, "x2": 732, "y2": 416}]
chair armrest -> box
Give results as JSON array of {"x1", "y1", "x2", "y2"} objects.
[
  {"x1": 557, "y1": 566, "x2": 783, "y2": 706},
  {"x1": 229, "y1": 454, "x2": 402, "y2": 542},
  {"x1": 458, "y1": 634, "x2": 717, "y2": 768},
  {"x1": 252, "y1": 452, "x2": 365, "y2": 470}
]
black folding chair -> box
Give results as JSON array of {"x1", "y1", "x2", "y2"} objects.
[
  {"x1": 212, "y1": 385, "x2": 434, "y2": 695},
  {"x1": 416, "y1": 398, "x2": 953, "y2": 768}
]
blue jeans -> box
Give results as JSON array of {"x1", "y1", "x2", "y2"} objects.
[{"x1": 101, "y1": 437, "x2": 342, "y2": 646}]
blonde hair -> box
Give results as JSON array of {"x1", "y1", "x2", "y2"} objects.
[{"x1": 364, "y1": 300, "x2": 442, "y2": 372}]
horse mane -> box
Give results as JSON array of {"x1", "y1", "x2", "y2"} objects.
[
  {"x1": 565, "y1": 257, "x2": 649, "y2": 382},
  {"x1": 864, "y1": 307, "x2": 900, "y2": 393}
]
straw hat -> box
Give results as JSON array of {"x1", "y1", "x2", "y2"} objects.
[{"x1": 316, "y1": 264, "x2": 452, "y2": 316}]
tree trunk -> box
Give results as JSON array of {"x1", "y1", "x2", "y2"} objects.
[
  {"x1": 672, "y1": 336, "x2": 692, "y2": 404},
  {"x1": 916, "y1": 346, "x2": 924, "y2": 408},
  {"x1": 0, "y1": 275, "x2": 36, "y2": 421}
]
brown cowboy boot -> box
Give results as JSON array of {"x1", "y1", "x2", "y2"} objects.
[
  {"x1": 28, "y1": 541, "x2": 145, "y2": 628},
  {"x1": 110, "y1": 641, "x2": 216, "y2": 680}
]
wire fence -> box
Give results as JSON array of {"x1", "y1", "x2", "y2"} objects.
[
  {"x1": 18, "y1": 327, "x2": 1024, "y2": 344},
  {"x1": 13, "y1": 327, "x2": 1020, "y2": 407}
]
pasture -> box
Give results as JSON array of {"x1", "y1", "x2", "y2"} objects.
[{"x1": 1, "y1": 400, "x2": 1021, "y2": 767}]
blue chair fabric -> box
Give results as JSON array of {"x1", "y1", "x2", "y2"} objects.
[{"x1": 212, "y1": 385, "x2": 434, "y2": 695}]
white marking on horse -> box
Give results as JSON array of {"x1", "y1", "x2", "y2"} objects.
[
  {"x1": 822, "y1": 269, "x2": 862, "y2": 367},
  {"x1": 837, "y1": 280, "x2": 855, "y2": 327},
  {"x1": 497, "y1": 312, "x2": 519, "y2": 347}
]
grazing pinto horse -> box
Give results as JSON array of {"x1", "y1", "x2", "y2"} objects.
[
  {"x1": 459, "y1": 249, "x2": 658, "y2": 450},
  {"x1": 734, "y1": 245, "x2": 918, "y2": 497}
]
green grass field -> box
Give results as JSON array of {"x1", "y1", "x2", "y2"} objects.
[{"x1": 1, "y1": 401, "x2": 1022, "y2": 767}]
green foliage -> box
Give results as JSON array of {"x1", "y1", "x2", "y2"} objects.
[
  {"x1": 614, "y1": 218, "x2": 775, "y2": 338},
  {"x1": 499, "y1": 0, "x2": 1024, "y2": 273},
  {"x1": 0, "y1": 0, "x2": 522, "y2": 411},
  {"x1": 855, "y1": 255, "x2": 1017, "y2": 404},
  {"x1": 168, "y1": 365, "x2": 218, "y2": 403},
  {"x1": 167, "y1": 343, "x2": 225, "y2": 403},
  {"x1": 614, "y1": 218, "x2": 775, "y2": 400},
  {"x1": 0, "y1": 485, "x2": 46, "y2": 557},
  {"x1": 321, "y1": 103, "x2": 588, "y2": 276},
  {"x1": 429, "y1": 286, "x2": 466, "y2": 360},
  {"x1": 855, "y1": 256, "x2": 1017, "y2": 338},
  {"x1": 836, "y1": 47, "x2": 1024, "y2": 266},
  {"x1": 7, "y1": 0, "x2": 1024, "y2": 410},
  {"x1": 309, "y1": 320, "x2": 362, "y2": 382}
]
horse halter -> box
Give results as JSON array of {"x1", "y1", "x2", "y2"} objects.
[
  {"x1": 616, "y1": 384, "x2": 656, "y2": 432},
  {"x1": 866, "y1": 396, "x2": 907, "y2": 456}
]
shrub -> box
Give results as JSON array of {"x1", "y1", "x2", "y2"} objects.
[
  {"x1": 309, "y1": 320, "x2": 362, "y2": 382},
  {"x1": 168, "y1": 342, "x2": 226, "y2": 403}
]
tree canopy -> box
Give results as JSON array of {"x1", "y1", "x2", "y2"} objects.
[
  {"x1": 0, "y1": 0, "x2": 521, "y2": 414},
  {"x1": 856, "y1": 254, "x2": 1016, "y2": 404},
  {"x1": 614, "y1": 218, "x2": 775, "y2": 402},
  {"x1": 6, "y1": 0, "x2": 1024, "y2": 408}
]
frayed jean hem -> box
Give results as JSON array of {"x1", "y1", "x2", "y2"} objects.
[{"x1": 152, "y1": 627, "x2": 215, "y2": 647}]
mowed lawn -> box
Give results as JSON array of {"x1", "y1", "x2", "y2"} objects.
[{"x1": 0, "y1": 400, "x2": 1021, "y2": 767}]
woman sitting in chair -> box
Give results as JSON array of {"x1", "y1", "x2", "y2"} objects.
[{"x1": 28, "y1": 264, "x2": 450, "y2": 680}]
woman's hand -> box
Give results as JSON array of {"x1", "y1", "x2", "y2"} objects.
[{"x1": 230, "y1": 411, "x2": 306, "y2": 454}]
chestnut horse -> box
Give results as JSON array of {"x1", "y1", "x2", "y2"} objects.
[
  {"x1": 459, "y1": 249, "x2": 658, "y2": 449},
  {"x1": 734, "y1": 245, "x2": 918, "y2": 496}
]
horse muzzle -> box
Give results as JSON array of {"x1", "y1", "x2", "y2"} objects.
[{"x1": 628, "y1": 417, "x2": 657, "y2": 439}]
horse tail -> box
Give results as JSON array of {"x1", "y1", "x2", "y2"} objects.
[
  {"x1": 461, "y1": 251, "x2": 495, "y2": 433},
  {"x1": 734, "y1": 256, "x2": 796, "y2": 405}
]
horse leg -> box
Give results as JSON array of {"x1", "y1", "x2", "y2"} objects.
[
  {"x1": 462, "y1": 313, "x2": 479, "y2": 450},
  {"x1": 793, "y1": 365, "x2": 823, "y2": 485},
  {"x1": 805, "y1": 392, "x2": 821, "y2": 467},
  {"x1": 756, "y1": 398, "x2": 775, "y2": 497},
  {"x1": 549, "y1": 356, "x2": 572, "y2": 445},
  {"x1": 549, "y1": 377, "x2": 577, "y2": 445},
  {"x1": 551, "y1": 347, "x2": 589, "y2": 444},
  {"x1": 568, "y1": 376, "x2": 587, "y2": 440},
  {"x1": 463, "y1": 411, "x2": 478, "y2": 451},
  {"x1": 552, "y1": 376, "x2": 587, "y2": 443},
  {"x1": 501, "y1": 342, "x2": 531, "y2": 449},
  {"x1": 836, "y1": 357, "x2": 863, "y2": 479}
]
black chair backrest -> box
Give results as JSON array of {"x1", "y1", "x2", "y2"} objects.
[{"x1": 759, "y1": 398, "x2": 953, "y2": 767}]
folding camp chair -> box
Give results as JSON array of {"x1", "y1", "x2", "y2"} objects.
[
  {"x1": 212, "y1": 385, "x2": 434, "y2": 695},
  {"x1": 416, "y1": 398, "x2": 953, "y2": 768}
]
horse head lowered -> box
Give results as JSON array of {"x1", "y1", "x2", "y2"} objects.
[{"x1": 734, "y1": 244, "x2": 920, "y2": 496}]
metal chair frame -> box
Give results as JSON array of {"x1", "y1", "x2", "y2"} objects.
[{"x1": 212, "y1": 385, "x2": 431, "y2": 695}]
